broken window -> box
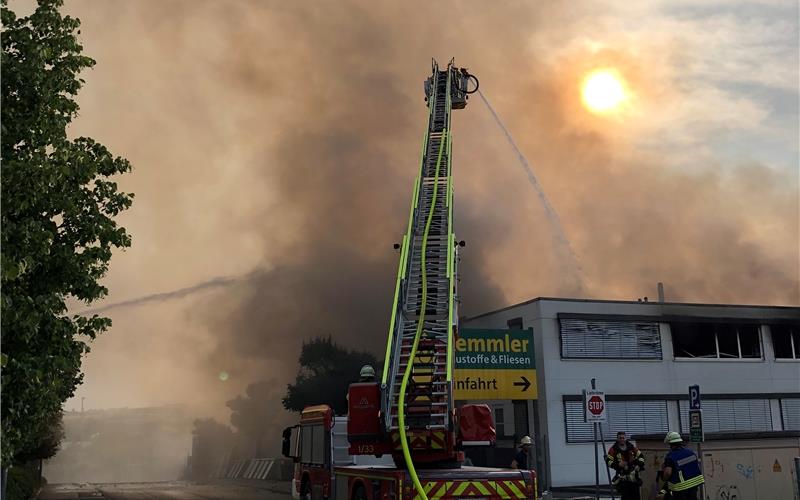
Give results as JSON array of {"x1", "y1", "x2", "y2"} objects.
[
  {"x1": 738, "y1": 325, "x2": 761, "y2": 358},
  {"x1": 716, "y1": 323, "x2": 740, "y2": 358},
  {"x1": 671, "y1": 322, "x2": 717, "y2": 358},
  {"x1": 771, "y1": 324, "x2": 800, "y2": 359},
  {"x1": 671, "y1": 322, "x2": 761, "y2": 359},
  {"x1": 560, "y1": 319, "x2": 662, "y2": 359}
]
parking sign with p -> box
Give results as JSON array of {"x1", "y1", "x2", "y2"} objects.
[{"x1": 689, "y1": 384, "x2": 701, "y2": 410}]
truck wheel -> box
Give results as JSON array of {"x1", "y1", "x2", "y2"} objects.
[{"x1": 352, "y1": 485, "x2": 367, "y2": 500}]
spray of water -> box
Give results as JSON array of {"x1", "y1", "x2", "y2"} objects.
[
  {"x1": 477, "y1": 89, "x2": 586, "y2": 293},
  {"x1": 77, "y1": 271, "x2": 258, "y2": 315}
]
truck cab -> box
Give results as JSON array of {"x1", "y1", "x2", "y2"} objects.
[{"x1": 283, "y1": 405, "x2": 393, "y2": 500}]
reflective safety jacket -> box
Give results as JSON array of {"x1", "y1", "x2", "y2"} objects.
[
  {"x1": 606, "y1": 441, "x2": 645, "y2": 473},
  {"x1": 664, "y1": 446, "x2": 705, "y2": 491}
]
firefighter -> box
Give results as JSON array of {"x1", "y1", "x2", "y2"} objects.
[
  {"x1": 359, "y1": 365, "x2": 376, "y2": 382},
  {"x1": 606, "y1": 431, "x2": 645, "y2": 500},
  {"x1": 657, "y1": 432, "x2": 704, "y2": 500},
  {"x1": 510, "y1": 436, "x2": 532, "y2": 470}
]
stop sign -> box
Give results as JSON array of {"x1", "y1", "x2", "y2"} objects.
[
  {"x1": 585, "y1": 390, "x2": 607, "y2": 422},
  {"x1": 588, "y1": 395, "x2": 604, "y2": 415}
]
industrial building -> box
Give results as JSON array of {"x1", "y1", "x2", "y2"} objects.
[{"x1": 459, "y1": 297, "x2": 800, "y2": 495}]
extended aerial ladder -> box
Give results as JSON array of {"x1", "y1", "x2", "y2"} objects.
[
  {"x1": 348, "y1": 60, "x2": 483, "y2": 464},
  {"x1": 379, "y1": 58, "x2": 474, "y2": 467},
  {"x1": 284, "y1": 60, "x2": 537, "y2": 500}
]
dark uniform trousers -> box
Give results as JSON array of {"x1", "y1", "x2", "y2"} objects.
[
  {"x1": 669, "y1": 487, "x2": 698, "y2": 500},
  {"x1": 616, "y1": 481, "x2": 640, "y2": 500}
]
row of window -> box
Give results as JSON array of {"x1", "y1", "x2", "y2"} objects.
[
  {"x1": 563, "y1": 397, "x2": 800, "y2": 443},
  {"x1": 560, "y1": 319, "x2": 800, "y2": 360}
]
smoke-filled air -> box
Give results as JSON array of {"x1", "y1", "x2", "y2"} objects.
[{"x1": 43, "y1": 0, "x2": 797, "y2": 482}]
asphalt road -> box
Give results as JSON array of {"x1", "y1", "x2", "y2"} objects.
[{"x1": 38, "y1": 481, "x2": 292, "y2": 500}]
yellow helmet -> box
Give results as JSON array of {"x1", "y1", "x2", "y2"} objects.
[{"x1": 664, "y1": 431, "x2": 683, "y2": 444}]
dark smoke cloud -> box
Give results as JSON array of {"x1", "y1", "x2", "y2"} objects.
[{"x1": 59, "y1": 0, "x2": 797, "y2": 432}]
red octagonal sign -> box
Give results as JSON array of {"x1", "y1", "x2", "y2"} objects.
[{"x1": 588, "y1": 395, "x2": 604, "y2": 415}]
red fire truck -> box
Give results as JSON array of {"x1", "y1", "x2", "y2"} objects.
[
  {"x1": 282, "y1": 405, "x2": 536, "y2": 500},
  {"x1": 282, "y1": 60, "x2": 537, "y2": 500}
]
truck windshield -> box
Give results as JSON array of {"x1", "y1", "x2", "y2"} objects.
[{"x1": 301, "y1": 423, "x2": 326, "y2": 465}]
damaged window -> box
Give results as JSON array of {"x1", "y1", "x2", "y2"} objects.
[
  {"x1": 671, "y1": 322, "x2": 761, "y2": 359},
  {"x1": 771, "y1": 324, "x2": 800, "y2": 359},
  {"x1": 560, "y1": 319, "x2": 662, "y2": 359}
]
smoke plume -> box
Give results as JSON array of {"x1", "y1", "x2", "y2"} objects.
[{"x1": 49, "y1": 0, "x2": 797, "y2": 478}]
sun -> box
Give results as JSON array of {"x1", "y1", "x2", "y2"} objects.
[{"x1": 581, "y1": 69, "x2": 627, "y2": 114}]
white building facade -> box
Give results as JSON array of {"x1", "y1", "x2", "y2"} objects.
[{"x1": 462, "y1": 298, "x2": 800, "y2": 490}]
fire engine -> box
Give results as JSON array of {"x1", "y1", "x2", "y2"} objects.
[{"x1": 282, "y1": 59, "x2": 537, "y2": 500}]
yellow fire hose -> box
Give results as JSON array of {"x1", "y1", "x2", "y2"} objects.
[{"x1": 397, "y1": 125, "x2": 448, "y2": 500}]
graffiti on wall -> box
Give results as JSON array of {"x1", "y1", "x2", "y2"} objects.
[
  {"x1": 710, "y1": 484, "x2": 740, "y2": 500},
  {"x1": 735, "y1": 463, "x2": 753, "y2": 479}
]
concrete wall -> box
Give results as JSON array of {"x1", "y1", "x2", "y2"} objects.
[
  {"x1": 463, "y1": 299, "x2": 800, "y2": 489},
  {"x1": 637, "y1": 438, "x2": 800, "y2": 500}
]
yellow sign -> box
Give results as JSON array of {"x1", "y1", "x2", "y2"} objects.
[
  {"x1": 453, "y1": 329, "x2": 537, "y2": 400},
  {"x1": 455, "y1": 369, "x2": 537, "y2": 400}
]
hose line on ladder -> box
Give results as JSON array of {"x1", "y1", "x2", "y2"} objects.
[{"x1": 397, "y1": 126, "x2": 448, "y2": 500}]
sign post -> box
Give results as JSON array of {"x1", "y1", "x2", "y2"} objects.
[
  {"x1": 688, "y1": 385, "x2": 704, "y2": 499},
  {"x1": 585, "y1": 380, "x2": 611, "y2": 500},
  {"x1": 688, "y1": 385, "x2": 703, "y2": 443},
  {"x1": 585, "y1": 391, "x2": 607, "y2": 423},
  {"x1": 689, "y1": 410, "x2": 703, "y2": 443},
  {"x1": 689, "y1": 385, "x2": 701, "y2": 411}
]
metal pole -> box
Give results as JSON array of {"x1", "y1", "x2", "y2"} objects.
[
  {"x1": 697, "y1": 441, "x2": 704, "y2": 500},
  {"x1": 598, "y1": 426, "x2": 615, "y2": 499},
  {"x1": 594, "y1": 424, "x2": 600, "y2": 500},
  {"x1": 793, "y1": 457, "x2": 800, "y2": 498},
  {"x1": 592, "y1": 379, "x2": 599, "y2": 500}
]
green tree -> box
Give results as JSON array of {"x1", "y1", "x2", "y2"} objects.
[
  {"x1": 283, "y1": 336, "x2": 380, "y2": 415},
  {"x1": 12, "y1": 411, "x2": 64, "y2": 464},
  {"x1": 1, "y1": 0, "x2": 133, "y2": 465}
]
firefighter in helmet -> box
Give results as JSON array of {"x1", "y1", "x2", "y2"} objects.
[
  {"x1": 510, "y1": 436, "x2": 532, "y2": 470},
  {"x1": 359, "y1": 365, "x2": 375, "y2": 382},
  {"x1": 607, "y1": 431, "x2": 645, "y2": 500},
  {"x1": 657, "y1": 432, "x2": 704, "y2": 500}
]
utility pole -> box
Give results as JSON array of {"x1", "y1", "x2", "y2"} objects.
[{"x1": 81, "y1": 397, "x2": 85, "y2": 413}]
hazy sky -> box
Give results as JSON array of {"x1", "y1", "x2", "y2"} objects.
[{"x1": 20, "y1": 0, "x2": 795, "y2": 415}]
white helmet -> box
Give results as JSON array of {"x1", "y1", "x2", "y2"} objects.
[
  {"x1": 359, "y1": 365, "x2": 375, "y2": 379},
  {"x1": 664, "y1": 431, "x2": 683, "y2": 444},
  {"x1": 520, "y1": 436, "x2": 532, "y2": 445}
]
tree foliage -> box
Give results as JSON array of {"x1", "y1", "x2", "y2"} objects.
[
  {"x1": 1, "y1": 0, "x2": 134, "y2": 465},
  {"x1": 13, "y1": 410, "x2": 64, "y2": 463},
  {"x1": 283, "y1": 336, "x2": 380, "y2": 415},
  {"x1": 227, "y1": 380, "x2": 285, "y2": 439}
]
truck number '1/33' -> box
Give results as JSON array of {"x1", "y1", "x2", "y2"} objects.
[{"x1": 357, "y1": 445, "x2": 374, "y2": 454}]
